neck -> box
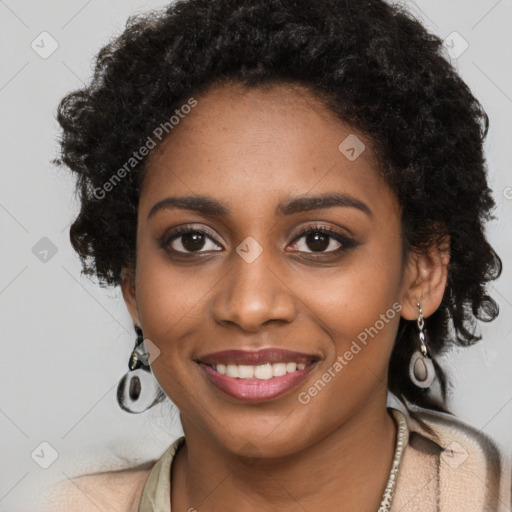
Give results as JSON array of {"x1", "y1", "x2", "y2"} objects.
[{"x1": 172, "y1": 394, "x2": 397, "y2": 512}]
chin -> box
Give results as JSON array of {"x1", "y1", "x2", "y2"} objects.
[{"x1": 204, "y1": 410, "x2": 319, "y2": 460}]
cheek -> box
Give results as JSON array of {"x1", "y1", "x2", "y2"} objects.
[
  {"x1": 134, "y1": 243, "x2": 190, "y2": 333},
  {"x1": 134, "y1": 265, "x2": 210, "y2": 411},
  {"x1": 133, "y1": 241, "x2": 232, "y2": 408},
  {"x1": 136, "y1": 262, "x2": 214, "y2": 348},
  {"x1": 308, "y1": 242, "x2": 402, "y2": 326},
  {"x1": 291, "y1": 258, "x2": 403, "y2": 437},
  {"x1": 301, "y1": 244, "x2": 404, "y2": 381}
]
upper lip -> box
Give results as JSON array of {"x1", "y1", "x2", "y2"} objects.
[{"x1": 197, "y1": 348, "x2": 318, "y2": 366}]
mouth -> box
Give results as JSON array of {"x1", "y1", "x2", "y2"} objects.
[{"x1": 196, "y1": 348, "x2": 319, "y2": 402}]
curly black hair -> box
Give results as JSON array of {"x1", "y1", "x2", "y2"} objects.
[{"x1": 54, "y1": 0, "x2": 502, "y2": 414}]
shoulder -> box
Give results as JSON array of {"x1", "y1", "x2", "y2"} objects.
[
  {"x1": 396, "y1": 402, "x2": 512, "y2": 511},
  {"x1": 40, "y1": 461, "x2": 155, "y2": 512},
  {"x1": 40, "y1": 437, "x2": 186, "y2": 512},
  {"x1": 406, "y1": 403, "x2": 507, "y2": 473}
]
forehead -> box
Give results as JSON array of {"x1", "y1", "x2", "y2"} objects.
[{"x1": 140, "y1": 81, "x2": 397, "y2": 218}]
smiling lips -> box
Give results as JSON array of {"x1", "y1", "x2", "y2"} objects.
[{"x1": 197, "y1": 348, "x2": 317, "y2": 402}]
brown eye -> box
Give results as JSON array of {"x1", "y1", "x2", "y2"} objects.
[
  {"x1": 180, "y1": 232, "x2": 207, "y2": 252},
  {"x1": 162, "y1": 227, "x2": 223, "y2": 254},
  {"x1": 302, "y1": 231, "x2": 336, "y2": 252},
  {"x1": 290, "y1": 225, "x2": 356, "y2": 254}
]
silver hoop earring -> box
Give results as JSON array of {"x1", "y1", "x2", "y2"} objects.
[
  {"x1": 116, "y1": 326, "x2": 166, "y2": 413},
  {"x1": 409, "y1": 302, "x2": 436, "y2": 389}
]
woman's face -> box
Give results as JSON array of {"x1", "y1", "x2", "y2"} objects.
[{"x1": 123, "y1": 82, "x2": 418, "y2": 457}]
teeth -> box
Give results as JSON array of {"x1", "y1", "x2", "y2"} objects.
[
  {"x1": 238, "y1": 365, "x2": 254, "y2": 378},
  {"x1": 254, "y1": 363, "x2": 273, "y2": 380},
  {"x1": 286, "y1": 362, "x2": 297, "y2": 373},
  {"x1": 272, "y1": 363, "x2": 287, "y2": 376},
  {"x1": 212, "y1": 361, "x2": 308, "y2": 379},
  {"x1": 226, "y1": 364, "x2": 239, "y2": 378}
]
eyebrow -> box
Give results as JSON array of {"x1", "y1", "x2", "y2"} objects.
[{"x1": 147, "y1": 192, "x2": 372, "y2": 220}]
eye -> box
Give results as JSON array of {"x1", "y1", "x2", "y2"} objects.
[
  {"x1": 289, "y1": 225, "x2": 357, "y2": 255},
  {"x1": 160, "y1": 224, "x2": 358, "y2": 257},
  {"x1": 161, "y1": 226, "x2": 222, "y2": 254}
]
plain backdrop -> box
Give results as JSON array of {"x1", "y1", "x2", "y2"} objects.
[{"x1": 1, "y1": 1, "x2": 511, "y2": 510}]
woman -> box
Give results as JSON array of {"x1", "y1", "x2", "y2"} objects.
[{"x1": 44, "y1": 0, "x2": 511, "y2": 510}]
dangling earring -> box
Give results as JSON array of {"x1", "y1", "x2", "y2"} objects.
[
  {"x1": 409, "y1": 302, "x2": 436, "y2": 389},
  {"x1": 116, "y1": 326, "x2": 166, "y2": 413}
]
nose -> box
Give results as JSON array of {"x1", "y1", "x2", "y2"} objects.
[{"x1": 211, "y1": 247, "x2": 297, "y2": 333}]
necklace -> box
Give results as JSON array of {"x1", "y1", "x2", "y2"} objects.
[{"x1": 377, "y1": 408, "x2": 409, "y2": 511}]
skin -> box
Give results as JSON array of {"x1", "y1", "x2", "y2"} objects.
[{"x1": 122, "y1": 81, "x2": 449, "y2": 512}]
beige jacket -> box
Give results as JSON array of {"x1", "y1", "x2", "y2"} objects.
[{"x1": 42, "y1": 402, "x2": 512, "y2": 512}]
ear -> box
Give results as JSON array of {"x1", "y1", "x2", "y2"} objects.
[
  {"x1": 121, "y1": 267, "x2": 142, "y2": 328},
  {"x1": 400, "y1": 235, "x2": 450, "y2": 320}
]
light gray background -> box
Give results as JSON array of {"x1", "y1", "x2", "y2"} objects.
[{"x1": 1, "y1": 1, "x2": 511, "y2": 510}]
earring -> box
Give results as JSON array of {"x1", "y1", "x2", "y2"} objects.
[
  {"x1": 128, "y1": 326, "x2": 145, "y2": 371},
  {"x1": 116, "y1": 326, "x2": 166, "y2": 413},
  {"x1": 409, "y1": 302, "x2": 436, "y2": 389}
]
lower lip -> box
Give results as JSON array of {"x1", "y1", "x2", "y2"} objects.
[{"x1": 199, "y1": 363, "x2": 316, "y2": 402}]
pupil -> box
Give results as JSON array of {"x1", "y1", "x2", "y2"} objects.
[
  {"x1": 183, "y1": 233, "x2": 205, "y2": 251},
  {"x1": 307, "y1": 232, "x2": 329, "y2": 252}
]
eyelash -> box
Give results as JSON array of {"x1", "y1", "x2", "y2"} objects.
[
  {"x1": 289, "y1": 225, "x2": 358, "y2": 255},
  {"x1": 159, "y1": 224, "x2": 358, "y2": 257}
]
